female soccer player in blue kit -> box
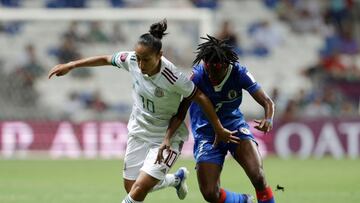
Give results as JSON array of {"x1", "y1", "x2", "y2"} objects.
[
  {"x1": 158, "y1": 35, "x2": 276, "y2": 203},
  {"x1": 190, "y1": 35, "x2": 276, "y2": 203}
]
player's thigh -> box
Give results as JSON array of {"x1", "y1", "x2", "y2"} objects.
[
  {"x1": 193, "y1": 139, "x2": 226, "y2": 189},
  {"x1": 233, "y1": 139, "x2": 263, "y2": 177},
  {"x1": 123, "y1": 136, "x2": 149, "y2": 181},
  {"x1": 194, "y1": 139, "x2": 227, "y2": 165},
  {"x1": 140, "y1": 141, "x2": 182, "y2": 181},
  {"x1": 196, "y1": 162, "x2": 222, "y2": 192}
]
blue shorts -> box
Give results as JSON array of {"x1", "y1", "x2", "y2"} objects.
[{"x1": 193, "y1": 125, "x2": 257, "y2": 166}]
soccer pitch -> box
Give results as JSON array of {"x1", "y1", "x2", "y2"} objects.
[{"x1": 0, "y1": 157, "x2": 359, "y2": 203}]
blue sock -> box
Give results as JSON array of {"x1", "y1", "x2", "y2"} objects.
[{"x1": 223, "y1": 189, "x2": 246, "y2": 203}]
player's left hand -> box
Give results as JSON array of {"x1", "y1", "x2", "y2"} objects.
[
  {"x1": 213, "y1": 128, "x2": 241, "y2": 147},
  {"x1": 155, "y1": 139, "x2": 171, "y2": 164},
  {"x1": 254, "y1": 118, "x2": 273, "y2": 133},
  {"x1": 48, "y1": 63, "x2": 72, "y2": 79}
]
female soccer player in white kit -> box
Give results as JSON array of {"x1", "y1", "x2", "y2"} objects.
[{"x1": 48, "y1": 19, "x2": 240, "y2": 203}]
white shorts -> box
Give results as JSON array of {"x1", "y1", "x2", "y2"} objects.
[{"x1": 123, "y1": 136, "x2": 183, "y2": 181}]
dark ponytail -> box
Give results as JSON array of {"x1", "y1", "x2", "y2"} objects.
[
  {"x1": 149, "y1": 19, "x2": 168, "y2": 40},
  {"x1": 138, "y1": 19, "x2": 168, "y2": 53}
]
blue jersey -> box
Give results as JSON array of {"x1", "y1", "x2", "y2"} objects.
[{"x1": 189, "y1": 62, "x2": 260, "y2": 141}]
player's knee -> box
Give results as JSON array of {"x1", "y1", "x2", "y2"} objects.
[
  {"x1": 124, "y1": 179, "x2": 136, "y2": 194},
  {"x1": 125, "y1": 186, "x2": 131, "y2": 194},
  {"x1": 200, "y1": 186, "x2": 219, "y2": 202},
  {"x1": 129, "y1": 183, "x2": 149, "y2": 200}
]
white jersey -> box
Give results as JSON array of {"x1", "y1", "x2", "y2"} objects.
[{"x1": 111, "y1": 51, "x2": 196, "y2": 143}]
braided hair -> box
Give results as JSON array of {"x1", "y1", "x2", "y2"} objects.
[
  {"x1": 193, "y1": 35, "x2": 238, "y2": 66},
  {"x1": 138, "y1": 19, "x2": 168, "y2": 53}
]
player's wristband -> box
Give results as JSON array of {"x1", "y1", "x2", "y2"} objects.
[{"x1": 266, "y1": 118, "x2": 273, "y2": 125}]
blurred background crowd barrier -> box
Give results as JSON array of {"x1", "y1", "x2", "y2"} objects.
[{"x1": 0, "y1": 0, "x2": 359, "y2": 159}]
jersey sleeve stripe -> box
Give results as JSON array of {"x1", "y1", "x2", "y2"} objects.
[
  {"x1": 164, "y1": 67, "x2": 178, "y2": 79},
  {"x1": 246, "y1": 83, "x2": 261, "y2": 94},
  {"x1": 185, "y1": 86, "x2": 197, "y2": 100},
  {"x1": 111, "y1": 53, "x2": 118, "y2": 66},
  {"x1": 162, "y1": 68, "x2": 178, "y2": 82},
  {"x1": 161, "y1": 72, "x2": 175, "y2": 84}
]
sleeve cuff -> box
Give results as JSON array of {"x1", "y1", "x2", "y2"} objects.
[{"x1": 185, "y1": 86, "x2": 197, "y2": 100}]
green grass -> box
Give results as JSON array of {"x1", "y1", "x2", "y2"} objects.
[{"x1": 0, "y1": 157, "x2": 359, "y2": 203}]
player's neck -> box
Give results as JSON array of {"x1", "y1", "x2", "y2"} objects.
[
  {"x1": 211, "y1": 67, "x2": 228, "y2": 86},
  {"x1": 148, "y1": 60, "x2": 162, "y2": 76}
]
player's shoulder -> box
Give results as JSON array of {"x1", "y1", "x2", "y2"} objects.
[
  {"x1": 161, "y1": 57, "x2": 181, "y2": 73},
  {"x1": 232, "y1": 62, "x2": 252, "y2": 78},
  {"x1": 192, "y1": 63, "x2": 203, "y2": 72},
  {"x1": 232, "y1": 62, "x2": 247, "y2": 72},
  {"x1": 159, "y1": 56, "x2": 182, "y2": 85},
  {"x1": 188, "y1": 64, "x2": 205, "y2": 87},
  {"x1": 161, "y1": 56, "x2": 177, "y2": 69},
  {"x1": 113, "y1": 50, "x2": 135, "y2": 57},
  {"x1": 191, "y1": 64, "x2": 204, "y2": 77}
]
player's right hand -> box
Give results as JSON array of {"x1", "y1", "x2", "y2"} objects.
[
  {"x1": 213, "y1": 128, "x2": 241, "y2": 147},
  {"x1": 155, "y1": 139, "x2": 171, "y2": 164},
  {"x1": 48, "y1": 63, "x2": 72, "y2": 79}
]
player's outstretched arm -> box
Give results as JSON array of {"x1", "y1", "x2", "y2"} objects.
[
  {"x1": 251, "y1": 88, "x2": 275, "y2": 133},
  {"x1": 48, "y1": 55, "x2": 112, "y2": 79},
  {"x1": 191, "y1": 89, "x2": 241, "y2": 146}
]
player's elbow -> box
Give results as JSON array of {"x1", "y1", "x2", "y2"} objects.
[
  {"x1": 192, "y1": 89, "x2": 206, "y2": 104},
  {"x1": 267, "y1": 97, "x2": 275, "y2": 111}
]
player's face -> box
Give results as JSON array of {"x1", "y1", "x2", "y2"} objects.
[
  {"x1": 204, "y1": 62, "x2": 228, "y2": 85},
  {"x1": 135, "y1": 44, "x2": 162, "y2": 76}
]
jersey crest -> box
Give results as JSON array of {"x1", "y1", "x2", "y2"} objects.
[
  {"x1": 227, "y1": 89, "x2": 238, "y2": 100},
  {"x1": 154, "y1": 87, "x2": 164, "y2": 97},
  {"x1": 239, "y1": 127, "x2": 251, "y2": 135}
]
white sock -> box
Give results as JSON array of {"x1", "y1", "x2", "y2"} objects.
[
  {"x1": 121, "y1": 194, "x2": 143, "y2": 203},
  {"x1": 151, "y1": 174, "x2": 180, "y2": 192}
]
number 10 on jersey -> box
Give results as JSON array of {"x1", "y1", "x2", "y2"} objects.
[{"x1": 140, "y1": 95, "x2": 155, "y2": 113}]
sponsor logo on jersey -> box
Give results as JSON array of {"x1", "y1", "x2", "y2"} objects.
[
  {"x1": 227, "y1": 89, "x2": 238, "y2": 100},
  {"x1": 120, "y1": 53, "x2": 128, "y2": 62},
  {"x1": 130, "y1": 55, "x2": 136, "y2": 61},
  {"x1": 155, "y1": 87, "x2": 164, "y2": 97},
  {"x1": 239, "y1": 127, "x2": 251, "y2": 135}
]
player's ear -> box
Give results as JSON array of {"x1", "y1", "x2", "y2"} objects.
[{"x1": 157, "y1": 50, "x2": 163, "y2": 58}]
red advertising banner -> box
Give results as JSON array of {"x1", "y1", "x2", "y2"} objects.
[
  {"x1": 0, "y1": 119, "x2": 359, "y2": 159},
  {"x1": 0, "y1": 121, "x2": 195, "y2": 159}
]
